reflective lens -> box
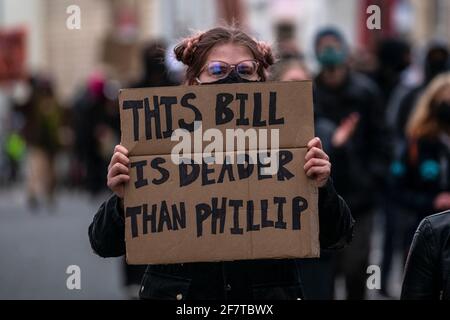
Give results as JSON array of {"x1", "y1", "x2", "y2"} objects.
[
  {"x1": 205, "y1": 60, "x2": 259, "y2": 79},
  {"x1": 207, "y1": 62, "x2": 229, "y2": 78},
  {"x1": 236, "y1": 60, "x2": 258, "y2": 77}
]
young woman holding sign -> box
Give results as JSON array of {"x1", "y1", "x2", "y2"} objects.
[{"x1": 89, "y1": 26, "x2": 354, "y2": 300}]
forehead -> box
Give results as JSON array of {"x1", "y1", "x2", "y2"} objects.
[{"x1": 205, "y1": 42, "x2": 255, "y2": 64}]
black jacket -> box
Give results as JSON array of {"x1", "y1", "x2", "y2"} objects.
[
  {"x1": 314, "y1": 71, "x2": 390, "y2": 214},
  {"x1": 401, "y1": 210, "x2": 450, "y2": 300},
  {"x1": 88, "y1": 179, "x2": 354, "y2": 300},
  {"x1": 392, "y1": 136, "x2": 450, "y2": 219}
]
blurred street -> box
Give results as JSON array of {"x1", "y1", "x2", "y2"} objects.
[
  {"x1": 0, "y1": 185, "x2": 404, "y2": 300},
  {"x1": 0, "y1": 187, "x2": 126, "y2": 299}
]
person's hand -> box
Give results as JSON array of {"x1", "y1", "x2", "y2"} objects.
[
  {"x1": 107, "y1": 145, "x2": 130, "y2": 199},
  {"x1": 433, "y1": 192, "x2": 450, "y2": 211},
  {"x1": 332, "y1": 112, "x2": 360, "y2": 147},
  {"x1": 304, "y1": 137, "x2": 331, "y2": 188}
]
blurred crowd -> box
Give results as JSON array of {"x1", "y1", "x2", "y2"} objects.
[
  {"x1": 286, "y1": 29, "x2": 450, "y2": 300},
  {"x1": 0, "y1": 25, "x2": 449, "y2": 300}
]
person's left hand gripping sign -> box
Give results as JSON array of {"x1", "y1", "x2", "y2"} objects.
[{"x1": 304, "y1": 137, "x2": 331, "y2": 187}]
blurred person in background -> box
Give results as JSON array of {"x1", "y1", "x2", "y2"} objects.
[
  {"x1": 13, "y1": 75, "x2": 62, "y2": 210},
  {"x1": 371, "y1": 38, "x2": 412, "y2": 105},
  {"x1": 369, "y1": 37, "x2": 412, "y2": 298},
  {"x1": 123, "y1": 40, "x2": 178, "y2": 299},
  {"x1": 1, "y1": 85, "x2": 26, "y2": 185},
  {"x1": 131, "y1": 40, "x2": 178, "y2": 88},
  {"x1": 380, "y1": 41, "x2": 449, "y2": 297},
  {"x1": 313, "y1": 27, "x2": 389, "y2": 300},
  {"x1": 392, "y1": 73, "x2": 450, "y2": 250},
  {"x1": 270, "y1": 57, "x2": 336, "y2": 300},
  {"x1": 72, "y1": 71, "x2": 120, "y2": 196},
  {"x1": 395, "y1": 42, "x2": 450, "y2": 139}
]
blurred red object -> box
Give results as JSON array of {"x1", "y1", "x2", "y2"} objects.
[
  {"x1": 0, "y1": 27, "x2": 27, "y2": 83},
  {"x1": 359, "y1": 0, "x2": 396, "y2": 51}
]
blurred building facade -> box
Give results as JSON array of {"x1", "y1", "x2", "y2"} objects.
[{"x1": 0, "y1": 0, "x2": 449, "y2": 101}]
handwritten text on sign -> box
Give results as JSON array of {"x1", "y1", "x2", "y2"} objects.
[{"x1": 119, "y1": 81, "x2": 319, "y2": 265}]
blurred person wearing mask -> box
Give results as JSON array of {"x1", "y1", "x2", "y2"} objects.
[
  {"x1": 393, "y1": 73, "x2": 450, "y2": 248},
  {"x1": 88, "y1": 26, "x2": 354, "y2": 300},
  {"x1": 270, "y1": 57, "x2": 337, "y2": 300},
  {"x1": 313, "y1": 27, "x2": 388, "y2": 300},
  {"x1": 400, "y1": 75, "x2": 450, "y2": 299},
  {"x1": 381, "y1": 41, "x2": 449, "y2": 298},
  {"x1": 13, "y1": 75, "x2": 62, "y2": 210}
]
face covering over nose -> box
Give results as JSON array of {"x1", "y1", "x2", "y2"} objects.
[
  {"x1": 317, "y1": 46, "x2": 347, "y2": 68},
  {"x1": 200, "y1": 70, "x2": 261, "y2": 85}
]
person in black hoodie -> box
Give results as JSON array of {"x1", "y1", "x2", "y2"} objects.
[
  {"x1": 312, "y1": 28, "x2": 388, "y2": 300},
  {"x1": 89, "y1": 26, "x2": 354, "y2": 300}
]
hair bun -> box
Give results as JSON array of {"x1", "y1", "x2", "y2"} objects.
[
  {"x1": 174, "y1": 32, "x2": 203, "y2": 66},
  {"x1": 257, "y1": 41, "x2": 275, "y2": 67}
]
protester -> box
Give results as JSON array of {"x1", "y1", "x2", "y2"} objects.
[
  {"x1": 401, "y1": 210, "x2": 450, "y2": 300},
  {"x1": 72, "y1": 71, "x2": 120, "y2": 195},
  {"x1": 14, "y1": 75, "x2": 62, "y2": 210},
  {"x1": 392, "y1": 73, "x2": 450, "y2": 243},
  {"x1": 312, "y1": 27, "x2": 388, "y2": 299},
  {"x1": 89, "y1": 26, "x2": 354, "y2": 300},
  {"x1": 269, "y1": 57, "x2": 335, "y2": 299},
  {"x1": 371, "y1": 38, "x2": 412, "y2": 105},
  {"x1": 381, "y1": 41, "x2": 449, "y2": 296},
  {"x1": 395, "y1": 42, "x2": 450, "y2": 139}
]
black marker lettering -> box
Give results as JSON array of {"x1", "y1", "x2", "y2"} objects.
[{"x1": 122, "y1": 100, "x2": 143, "y2": 141}]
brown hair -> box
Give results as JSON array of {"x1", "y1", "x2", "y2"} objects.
[
  {"x1": 174, "y1": 26, "x2": 275, "y2": 85},
  {"x1": 406, "y1": 72, "x2": 450, "y2": 139}
]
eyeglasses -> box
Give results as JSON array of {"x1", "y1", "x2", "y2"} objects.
[{"x1": 200, "y1": 60, "x2": 260, "y2": 80}]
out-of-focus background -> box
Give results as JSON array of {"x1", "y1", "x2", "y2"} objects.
[{"x1": 0, "y1": 0, "x2": 449, "y2": 300}]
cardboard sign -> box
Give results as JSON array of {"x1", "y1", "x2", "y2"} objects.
[{"x1": 119, "y1": 81, "x2": 319, "y2": 265}]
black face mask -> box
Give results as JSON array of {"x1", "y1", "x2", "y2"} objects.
[
  {"x1": 434, "y1": 101, "x2": 450, "y2": 127},
  {"x1": 200, "y1": 70, "x2": 260, "y2": 85}
]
